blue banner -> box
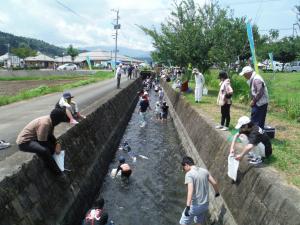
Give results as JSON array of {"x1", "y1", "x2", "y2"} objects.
[
  {"x1": 86, "y1": 56, "x2": 92, "y2": 70},
  {"x1": 246, "y1": 22, "x2": 259, "y2": 73}
]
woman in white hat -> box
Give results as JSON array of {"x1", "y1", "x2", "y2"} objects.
[
  {"x1": 193, "y1": 68, "x2": 205, "y2": 103},
  {"x1": 230, "y1": 116, "x2": 272, "y2": 165}
]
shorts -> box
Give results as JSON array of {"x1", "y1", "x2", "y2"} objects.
[
  {"x1": 121, "y1": 169, "x2": 132, "y2": 178},
  {"x1": 179, "y1": 203, "x2": 208, "y2": 225},
  {"x1": 161, "y1": 112, "x2": 168, "y2": 119}
]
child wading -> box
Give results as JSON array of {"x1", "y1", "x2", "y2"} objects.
[{"x1": 216, "y1": 71, "x2": 233, "y2": 131}]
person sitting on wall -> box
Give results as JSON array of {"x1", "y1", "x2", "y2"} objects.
[
  {"x1": 83, "y1": 198, "x2": 109, "y2": 225},
  {"x1": 115, "y1": 156, "x2": 132, "y2": 179},
  {"x1": 55, "y1": 92, "x2": 86, "y2": 125},
  {"x1": 230, "y1": 116, "x2": 272, "y2": 165},
  {"x1": 16, "y1": 108, "x2": 69, "y2": 175}
]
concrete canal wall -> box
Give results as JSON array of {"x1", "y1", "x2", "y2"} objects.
[
  {"x1": 162, "y1": 81, "x2": 300, "y2": 225},
  {"x1": 0, "y1": 80, "x2": 141, "y2": 225}
]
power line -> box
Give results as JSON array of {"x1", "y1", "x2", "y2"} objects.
[
  {"x1": 259, "y1": 28, "x2": 293, "y2": 31},
  {"x1": 55, "y1": 0, "x2": 85, "y2": 20},
  {"x1": 224, "y1": 0, "x2": 281, "y2": 5}
]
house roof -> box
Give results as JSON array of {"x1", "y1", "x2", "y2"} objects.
[
  {"x1": 0, "y1": 53, "x2": 18, "y2": 61},
  {"x1": 25, "y1": 53, "x2": 54, "y2": 62}
]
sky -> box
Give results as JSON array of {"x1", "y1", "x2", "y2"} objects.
[{"x1": 0, "y1": 0, "x2": 298, "y2": 52}]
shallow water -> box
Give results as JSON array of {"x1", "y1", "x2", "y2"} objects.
[{"x1": 98, "y1": 89, "x2": 187, "y2": 225}]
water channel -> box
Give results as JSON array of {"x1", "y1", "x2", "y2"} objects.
[{"x1": 95, "y1": 88, "x2": 187, "y2": 225}]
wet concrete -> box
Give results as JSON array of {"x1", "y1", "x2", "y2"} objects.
[{"x1": 97, "y1": 89, "x2": 187, "y2": 225}]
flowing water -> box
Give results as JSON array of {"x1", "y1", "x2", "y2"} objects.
[{"x1": 97, "y1": 89, "x2": 187, "y2": 225}]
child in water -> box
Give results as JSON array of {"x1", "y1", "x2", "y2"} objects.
[
  {"x1": 155, "y1": 101, "x2": 161, "y2": 120},
  {"x1": 115, "y1": 156, "x2": 132, "y2": 178}
]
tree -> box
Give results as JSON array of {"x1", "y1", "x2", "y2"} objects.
[
  {"x1": 140, "y1": 0, "x2": 264, "y2": 74},
  {"x1": 67, "y1": 44, "x2": 79, "y2": 62},
  {"x1": 11, "y1": 46, "x2": 37, "y2": 59}
]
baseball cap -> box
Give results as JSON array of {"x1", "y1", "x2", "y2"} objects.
[
  {"x1": 192, "y1": 68, "x2": 198, "y2": 73},
  {"x1": 239, "y1": 66, "x2": 253, "y2": 76},
  {"x1": 63, "y1": 92, "x2": 73, "y2": 99},
  {"x1": 235, "y1": 116, "x2": 251, "y2": 129}
]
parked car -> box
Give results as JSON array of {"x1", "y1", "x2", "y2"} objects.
[
  {"x1": 264, "y1": 61, "x2": 283, "y2": 72},
  {"x1": 283, "y1": 63, "x2": 292, "y2": 72},
  {"x1": 290, "y1": 61, "x2": 300, "y2": 72},
  {"x1": 94, "y1": 63, "x2": 106, "y2": 69},
  {"x1": 57, "y1": 63, "x2": 77, "y2": 71}
]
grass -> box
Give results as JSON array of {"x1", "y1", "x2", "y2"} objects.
[
  {"x1": 0, "y1": 71, "x2": 114, "y2": 106},
  {"x1": 178, "y1": 70, "x2": 300, "y2": 188}
]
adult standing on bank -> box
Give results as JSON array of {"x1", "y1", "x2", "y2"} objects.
[
  {"x1": 239, "y1": 66, "x2": 269, "y2": 129},
  {"x1": 180, "y1": 156, "x2": 220, "y2": 225},
  {"x1": 193, "y1": 68, "x2": 205, "y2": 103},
  {"x1": 116, "y1": 63, "x2": 123, "y2": 89},
  {"x1": 216, "y1": 71, "x2": 233, "y2": 131}
]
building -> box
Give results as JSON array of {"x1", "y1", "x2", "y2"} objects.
[
  {"x1": 0, "y1": 53, "x2": 22, "y2": 68},
  {"x1": 54, "y1": 50, "x2": 144, "y2": 68},
  {"x1": 24, "y1": 53, "x2": 54, "y2": 69}
]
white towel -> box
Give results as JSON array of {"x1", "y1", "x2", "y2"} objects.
[
  {"x1": 53, "y1": 150, "x2": 65, "y2": 171},
  {"x1": 228, "y1": 154, "x2": 239, "y2": 181}
]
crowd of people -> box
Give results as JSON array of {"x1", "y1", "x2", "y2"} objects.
[
  {"x1": 115, "y1": 63, "x2": 139, "y2": 89},
  {"x1": 12, "y1": 63, "x2": 273, "y2": 224}
]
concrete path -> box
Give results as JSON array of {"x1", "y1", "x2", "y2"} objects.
[{"x1": 0, "y1": 77, "x2": 134, "y2": 161}]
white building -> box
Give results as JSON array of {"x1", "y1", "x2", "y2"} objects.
[
  {"x1": 0, "y1": 53, "x2": 22, "y2": 68},
  {"x1": 24, "y1": 53, "x2": 54, "y2": 68},
  {"x1": 54, "y1": 50, "x2": 144, "y2": 68}
]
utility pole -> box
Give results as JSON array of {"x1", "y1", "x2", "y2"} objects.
[
  {"x1": 112, "y1": 9, "x2": 120, "y2": 71},
  {"x1": 7, "y1": 43, "x2": 10, "y2": 70},
  {"x1": 293, "y1": 23, "x2": 298, "y2": 37}
]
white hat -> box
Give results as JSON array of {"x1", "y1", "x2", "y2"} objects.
[
  {"x1": 239, "y1": 66, "x2": 253, "y2": 76},
  {"x1": 192, "y1": 68, "x2": 199, "y2": 73},
  {"x1": 144, "y1": 91, "x2": 148, "y2": 95},
  {"x1": 235, "y1": 116, "x2": 251, "y2": 129}
]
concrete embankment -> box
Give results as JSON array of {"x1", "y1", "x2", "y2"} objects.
[
  {"x1": 0, "y1": 79, "x2": 141, "y2": 225},
  {"x1": 162, "y1": 81, "x2": 300, "y2": 225}
]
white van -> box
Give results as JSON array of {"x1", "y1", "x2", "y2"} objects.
[
  {"x1": 290, "y1": 61, "x2": 300, "y2": 72},
  {"x1": 265, "y1": 61, "x2": 283, "y2": 72}
]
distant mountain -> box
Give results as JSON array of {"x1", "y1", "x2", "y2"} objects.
[
  {"x1": 0, "y1": 31, "x2": 65, "y2": 57},
  {"x1": 82, "y1": 45, "x2": 152, "y2": 59}
]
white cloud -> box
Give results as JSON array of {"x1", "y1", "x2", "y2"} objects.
[
  {"x1": 0, "y1": 0, "x2": 296, "y2": 52},
  {"x1": 0, "y1": 11, "x2": 10, "y2": 24}
]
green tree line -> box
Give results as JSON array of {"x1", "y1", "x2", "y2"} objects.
[
  {"x1": 0, "y1": 31, "x2": 65, "y2": 57},
  {"x1": 141, "y1": 0, "x2": 300, "y2": 72}
]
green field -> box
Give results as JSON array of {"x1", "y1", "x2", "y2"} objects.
[
  {"x1": 180, "y1": 70, "x2": 300, "y2": 187},
  {"x1": 0, "y1": 71, "x2": 114, "y2": 106}
]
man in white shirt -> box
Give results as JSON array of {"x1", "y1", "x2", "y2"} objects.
[{"x1": 116, "y1": 63, "x2": 123, "y2": 89}]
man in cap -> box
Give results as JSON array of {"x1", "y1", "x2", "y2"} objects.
[
  {"x1": 239, "y1": 66, "x2": 269, "y2": 129},
  {"x1": 116, "y1": 63, "x2": 123, "y2": 89},
  {"x1": 192, "y1": 68, "x2": 205, "y2": 103},
  {"x1": 55, "y1": 92, "x2": 86, "y2": 125},
  {"x1": 16, "y1": 108, "x2": 69, "y2": 175},
  {"x1": 180, "y1": 156, "x2": 219, "y2": 225},
  {"x1": 230, "y1": 116, "x2": 272, "y2": 165}
]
